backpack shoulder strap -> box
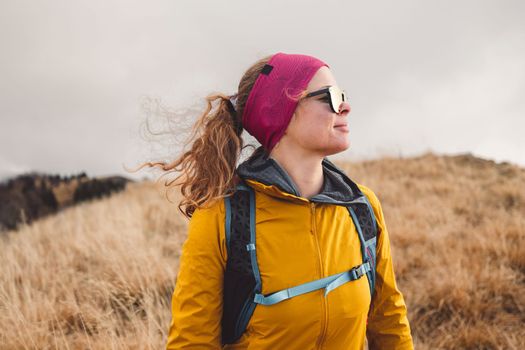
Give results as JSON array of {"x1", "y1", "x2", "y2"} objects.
[
  {"x1": 346, "y1": 194, "x2": 378, "y2": 297},
  {"x1": 224, "y1": 182, "x2": 250, "y2": 256},
  {"x1": 221, "y1": 180, "x2": 258, "y2": 346}
]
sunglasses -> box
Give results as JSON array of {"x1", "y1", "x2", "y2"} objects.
[{"x1": 304, "y1": 85, "x2": 348, "y2": 113}]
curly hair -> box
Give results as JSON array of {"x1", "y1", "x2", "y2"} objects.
[{"x1": 127, "y1": 55, "x2": 275, "y2": 218}]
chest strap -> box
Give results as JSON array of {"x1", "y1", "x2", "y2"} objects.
[{"x1": 253, "y1": 261, "x2": 371, "y2": 306}]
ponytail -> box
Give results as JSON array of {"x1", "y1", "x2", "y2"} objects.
[{"x1": 128, "y1": 55, "x2": 272, "y2": 218}]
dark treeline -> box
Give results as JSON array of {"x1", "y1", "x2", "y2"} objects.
[{"x1": 0, "y1": 172, "x2": 131, "y2": 232}]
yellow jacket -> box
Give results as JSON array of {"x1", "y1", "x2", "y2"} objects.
[{"x1": 167, "y1": 148, "x2": 413, "y2": 349}]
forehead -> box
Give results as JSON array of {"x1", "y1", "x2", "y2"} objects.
[{"x1": 306, "y1": 66, "x2": 337, "y2": 91}]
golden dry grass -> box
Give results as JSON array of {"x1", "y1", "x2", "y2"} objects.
[
  {"x1": 0, "y1": 152, "x2": 523, "y2": 349},
  {"x1": 0, "y1": 181, "x2": 187, "y2": 349},
  {"x1": 341, "y1": 153, "x2": 525, "y2": 349}
]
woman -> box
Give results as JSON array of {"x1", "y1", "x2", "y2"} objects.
[{"x1": 162, "y1": 52, "x2": 413, "y2": 349}]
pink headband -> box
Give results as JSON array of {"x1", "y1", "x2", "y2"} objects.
[{"x1": 241, "y1": 52, "x2": 329, "y2": 153}]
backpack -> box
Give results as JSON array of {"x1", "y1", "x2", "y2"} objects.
[{"x1": 220, "y1": 180, "x2": 378, "y2": 346}]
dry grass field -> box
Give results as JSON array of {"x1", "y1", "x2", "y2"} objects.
[{"x1": 0, "y1": 152, "x2": 523, "y2": 349}]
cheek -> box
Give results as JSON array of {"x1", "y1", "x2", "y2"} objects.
[
  {"x1": 300, "y1": 117, "x2": 328, "y2": 137},
  {"x1": 287, "y1": 108, "x2": 333, "y2": 139}
]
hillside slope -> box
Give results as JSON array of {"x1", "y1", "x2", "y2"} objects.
[
  {"x1": 339, "y1": 153, "x2": 524, "y2": 349},
  {"x1": 0, "y1": 152, "x2": 523, "y2": 349}
]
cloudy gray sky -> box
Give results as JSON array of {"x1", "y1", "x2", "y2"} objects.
[{"x1": 1, "y1": 0, "x2": 524, "y2": 181}]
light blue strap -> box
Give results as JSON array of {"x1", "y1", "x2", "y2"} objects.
[
  {"x1": 253, "y1": 262, "x2": 370, "y2": 306},
  {"x1": 364, "y1": 236, "x2": 377, "y2": 249},
  {"x1": 324, "y1": 262, "x2": 371, "y2": 295}
]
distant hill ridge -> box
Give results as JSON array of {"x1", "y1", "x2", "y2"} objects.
[
  {"x1": 0, "y1": 172, "x2": 132, "y2": 231},
  {"x1": 0, "y1": 152, "x2": 521, "y2": 233}
]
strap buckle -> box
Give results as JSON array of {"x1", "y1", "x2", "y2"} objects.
[{"x1": 351, "y1": 262, "x2": 369, "y2": 279}]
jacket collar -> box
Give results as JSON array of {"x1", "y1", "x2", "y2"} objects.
[{"x1": 236, "y1": 146, "x2": 363, "y2": 205}]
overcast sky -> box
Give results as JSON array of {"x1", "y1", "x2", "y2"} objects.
[{"x1": 1, "y1": 0, "x2": 524, "y2": 181}]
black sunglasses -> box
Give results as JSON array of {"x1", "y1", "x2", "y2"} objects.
[{"x1": 304, "y1": 86, "x2": 348, "y2": 113}]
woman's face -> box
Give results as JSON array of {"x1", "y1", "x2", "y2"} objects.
[{"x1": 280, "y1": 66, "x2": 351, "y2": 157}]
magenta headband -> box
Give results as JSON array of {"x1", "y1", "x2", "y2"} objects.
[{"x1": 241, "y1": 52, "x2": 329, "y2": 153}]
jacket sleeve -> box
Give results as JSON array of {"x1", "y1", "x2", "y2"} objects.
[
  {"x1": 360, "y1": 186, "x2": 414, "y2": 350},
  {"x1": 166, "y1": 201, "x2": 228, "y2": 349}
]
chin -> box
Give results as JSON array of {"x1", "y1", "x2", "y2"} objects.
[{"x1": 319, "y1": 141, "x2": 350, "y2": 157}]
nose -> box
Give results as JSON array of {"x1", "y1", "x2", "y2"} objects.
[{"x1": 337, "y1": 101, "x2": 351, "y2": 116}]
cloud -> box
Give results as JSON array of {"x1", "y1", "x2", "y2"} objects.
[{"x1": 1, "y1": 0, "x2": 524, "y2": 178}]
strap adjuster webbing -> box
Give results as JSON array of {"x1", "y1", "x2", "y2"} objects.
[{"x1": 253, "y1": 262, "x2": 371, "y2": 306}]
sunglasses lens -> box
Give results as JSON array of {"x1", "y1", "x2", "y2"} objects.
[
  {"x1": 309, "y1": 86, "x2": 348, "y2": 113},
  {"x1": 329, "y1": 86, "x2": 344, "y2": 113}
]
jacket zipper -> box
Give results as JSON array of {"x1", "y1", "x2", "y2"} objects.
[{"x1": 310, "y1": 202, "x2": 328, "y2": 349}]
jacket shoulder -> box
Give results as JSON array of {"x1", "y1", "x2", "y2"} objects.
[
  {"x1": 192, "y1": 197, "x2": 226, "y2": 218},
  {"x1": 187, "y1": 197, "x2": 228, "y2": 261}
]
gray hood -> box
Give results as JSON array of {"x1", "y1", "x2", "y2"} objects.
[{"x1": 236, "y1": 146, "x2": 364, "y2": 205}]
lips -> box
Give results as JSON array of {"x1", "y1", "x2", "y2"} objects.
[{"x1": 334, "y1": 123, "x2": 349, "y2": 132}]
